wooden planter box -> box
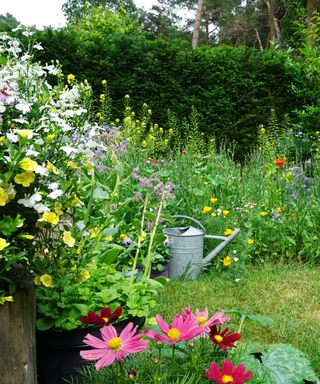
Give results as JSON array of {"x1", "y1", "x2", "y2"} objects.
[{"x1": 0, "y1": 288, "x2": 37, "y2": 384}]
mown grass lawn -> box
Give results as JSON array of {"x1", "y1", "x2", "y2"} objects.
[{"x1": 152, "y1": 264, "x2": 320, "y2": 375}]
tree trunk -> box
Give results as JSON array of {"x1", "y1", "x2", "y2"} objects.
[
  {"x1": 0, "y1": 288, "x2": 37, "y2": 384},
  {"x1": 264, "y1": 0, "x2": 276, "y2": 46},
  {"x1": 192, "y1": 0, "x2": 205, "y2": 49}
]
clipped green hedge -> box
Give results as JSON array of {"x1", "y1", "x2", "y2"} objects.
[{"x1": 35, "y1": 28, "x2": 317, "y2": 158}]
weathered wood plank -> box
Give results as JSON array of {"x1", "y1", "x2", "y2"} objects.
[{"x1": 0, "y1": 288, "x2": 37, "y2": 384}]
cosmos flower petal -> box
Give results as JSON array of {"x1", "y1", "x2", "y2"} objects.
[
  {"x1": 155, "y1": 314, "x2": 170, "y2": 333},
  {"x1": 95, "y1": 351, "x2": 116, "y2": 370}
]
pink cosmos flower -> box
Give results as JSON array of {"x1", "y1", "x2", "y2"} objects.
[
  {"x1": 145, "y1": 314, "x2": 203, "y2": 345},
  {"x1": 206, "y1": 360, "x2": 253, "y2": 384},
  {"x1": 181, "y1": 305, "x2": 231, "y2": 334},
  {"x1": 80, "y1": 322, "x2": 148, "y2": 370}
]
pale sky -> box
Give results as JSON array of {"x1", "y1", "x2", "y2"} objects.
[{"x1": 0, "y1": 0, "x2": 159, "y2": 29}]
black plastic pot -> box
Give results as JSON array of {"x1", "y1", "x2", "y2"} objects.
[
  {"x1": 150, "y1": 262, "x2": 169, "y2": 279},
  {"x1": 36, "y1": 316, "x2": 145, "y2": 384}
]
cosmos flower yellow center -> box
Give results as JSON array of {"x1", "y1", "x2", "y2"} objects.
[
  {"x1": 108, "y1": 337, "x2": 122, "y2": 351},
  {"x1": 222, "y1": 374, "x2": 234, "y2": 383},
  {"x1": 103, "y1": 317, "x2": 109, "y2": 324},
  {"x1": 197, "y1": 316, "x2": 207, "y2": 326},
  {"x1": 167, "y1": 328, "x2": 181, "y2": 340},
  {"x1": 214, "y1": 335, "x2": 223, "y2": 342}
]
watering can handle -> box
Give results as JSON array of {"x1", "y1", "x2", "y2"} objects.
[{"x1": 172, "y1": 215, "x2": 206, "y2": 233}]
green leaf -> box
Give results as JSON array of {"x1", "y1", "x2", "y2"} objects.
[
  {"x1": 247, "y1": 314, "x2": 273, "y2": 328},
  {"x1": 36, "y1": 318, "x2": 55, "y2": 331},
  {"x1": 99, "y1": 247, "x2": 122, "y2": 264},
  {"x1": 93, "y1": 186, "x2": 110, "y2": 200},
  {"x1": 262, "y1": 344, "x2": 319, "y2": 384}
]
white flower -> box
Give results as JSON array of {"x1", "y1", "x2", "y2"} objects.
[
  {"x1": 18, "y1": 192, "x2": 42, "y2": 208},
  {"x1": 16, "y1": 101, "x2": 32, "y2": 114},
  {"x1": 235, "y1": 278, "x2": 241, "y2": 283},
  {"x1": 33, "y1": 203, "x2": 50, "y2": 213},
  {"x1": 61, "y1": 146, "x2": 77, "y2": 155},
  {"x1": 48, "y1": 182, "x2": 59, "y2": 191},
  {"x1": 6, "y1": 133, "x2": 18, "y2": 143},
  {"x1": 13, "y1": 117, "x2": 29, "y2": 124},
  {"x1": 33, "y1": 43, "x2": 43, "y2": 50},
  {"x1": 35, "y1": 164, "x2": 49, "y2": 176},
  {"x1": 76, "y1": 221, "x2": 86, "y2": 230},
  {"x1": 233, "y1": 257, "x2": 239, "y2": 262},
  {"x1": 48, "y1": 189, "x2": 63, "y2": 199},
  {"x1": 26, "y1": 148, "x2": 40, "y2": 157}
]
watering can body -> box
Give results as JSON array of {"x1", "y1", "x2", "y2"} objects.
[
  {"x1": 163, "y1": 226, "x2": 204, "y2": 279},
  {"x1": 163, "y1": 215, "x2": 240, "y2": 280}
]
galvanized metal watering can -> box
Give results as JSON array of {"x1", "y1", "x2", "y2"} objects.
[{"x1": 163, "y1": 215, "x2": 240, "y2": 280}]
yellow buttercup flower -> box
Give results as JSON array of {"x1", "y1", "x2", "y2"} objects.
[
  {"x1": 247, "y1": 239, "x2": 254, "y2": 245},
  {"x1": 223, "y1": 256, "x2": 232, "y2": 267},
  {"x1": 260, "y1": 211, "x2": 268, "y2": 217},
  {"x1": 120, "y1": 233, "x2": 127, "y2": 240},
  {"x1": 41, "y1": 212, "x2": 59, "y2": 225},
  {"x1": 40, "y1": 274, "x2": 55, "y2": 288},
  {"x1": 63, "y1": 231, "x2": 75, "y2": 247},
  {"x1": 17, "y1": 129, "x2": 33, "y2": 139},
  {"x1": 223, "y1": 210, "x2": 230, "y2": 216},
  {"x1": 224, "y1": 229, "x2": 234, "y2": 236},
  {"x1": 14, "y1": 172, "x2": 35, "y2": 187},
  {"x1": 0, "y1": 295, "x2": 14, "y2": 305},
  {"x1": 19, "y1": 157, "x2": 38, "y2": 172},
  {"x1": 210, "y1": 197, "x2": 218, "y2": 203},
  {"x1": 0, "y1": 188, "x2": 9, "y2": 206},
  {"x1": 202, "y1": 206, "x2": 212, "y2": 214},
  {"x1": 47, "y1": 161, "x2": 60, "y2": 174},
  {"x1": 0, "y1": 237, "x2": 10, "y2": 251}
]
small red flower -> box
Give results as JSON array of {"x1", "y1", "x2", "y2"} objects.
[
  {"x1": 80, "y1": 306, "x2": 122, "y2": 327},
  {"x1": 274, "y1": 157, "x2": 285, "y2": 167},
  {"x1": 206, "y1": 360, "x2": 253, "y2": 384},
  {"x1": 209, "y1": 325, "x2": 241, "y2": 351}
]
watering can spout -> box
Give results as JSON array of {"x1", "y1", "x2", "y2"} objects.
[{"x1": 203, "y1": 228, "x2": 240, "y2": 265}]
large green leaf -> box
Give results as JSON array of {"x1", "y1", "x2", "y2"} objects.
[{"x1": 262, "y1": 344, "x2": 319, "y2": 384}]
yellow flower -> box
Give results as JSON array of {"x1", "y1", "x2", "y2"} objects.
[
  {"x1": 34, "y1": 275, "x2": 41, "y2": 285},
  {"x1": 125, "y1": 94, "x2": 130, "y2": 99},
  {"x1": 89, "y1": 228, "x2": 99, "y2": 239},
  {"x1": 40, "y1": 274, "x2": 55, "y2": 288},
  {"x1": 100, "y1": 94, "x2": 106, "y2": 102},
  {"x1": 202, "y1": 206, "x2": 212, "y2": 214},
  {"x1": 47, "y1": 161, "x2": 60, "y2": 174},
  {"x1": 0, "y1": 136, "x2": 8, "y2": 146},
  {"x1": 84, "y1": 162, "x2": 94, "y2": 171},
  {"x1": 81, "y1": 270, "x2": 90, "y2": 280},
  {"x1": 260, "y1": 211, "x2": 268, "y2": 217},
  {"x1": 139, "y1": 231, "x2": 146, "y2": 242},
  {"x1": 14, "y1": 172, "x2": 35, "y2": 187},
  {"x1": 210, "y1": 197, "x2": 218, "y2": 203},
  {"x1": 19, "y1": 157, "x2": 38, "y2": 172},
  {"x1": 63, "y1": 231, "x2": 75, "y2": 247},
  {"x1": 247, "y1": 239, "x2": 254, "y2": 245},
  {"x1": 17, "y1": 129, "x2": 33, "y2": 139},
  {"x1": 54, "y1": 202, "x2": 63, "y2": 216},
  {"x1": 275, "y1": 207, "x2": 282, "y2": 213},
  {"x1": 41, "y1": 212, "x2": 59, "y2": 225},
  {"x1": 0, "y1": 237, "x2": 10, "y2": 251},
  {"x1": 47, "y1": 134, "x2": 56, "y2": 142},
  {"x1": 67, "y1": 161, "x2": 77, "y2": 170},
  {"x1": 67, "y1": 73, "x2": 75, "y2": 85},
  {"x1": 104, "y1": 236, "x2": 113, "y2": 242},
  {"x1": 120, "y1": 233, "x2": 127, "y2": 240},
  {"x1": 223, "y1": 210, "x2": 230, "y2": 216},
  {"x1": 0, "y1": 295, "x2": 14, "y2": 305},
  {"x1": 0, "y1": 188, "x2": 9, "y2": 206},
  {"x1": 142, "y1": 140, "x2": 147, "y2": 148},
  {"x1": 71, "y1": 195, "x2": 84, "y2": 206},
  {"x1": 223, "y1": 256, "x2": 232, "y2": 267},
  {"x1": 224, "y1": 229, "x2": 234, "y2": 236},
  {"x1": 102, "y1": 79, "x2": 107, "y2": 85}
]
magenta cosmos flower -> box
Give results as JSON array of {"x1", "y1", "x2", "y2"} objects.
[
  {"x1": 206, "y1": 360, "x2": 253, "y2": 384},
  {"x1": 209, "y1": 325, "x2": 241, "y2": 351},
  {"x1": 80, "y1": 322, "x2": 148, "y2": 370},
  {"x1": 80, "y1": 306, "x2": 122, "y2": 326},
  {"x1": 145, "y1": 314, "x2": 203, "y2": 345},
  {"x1": 181, "y1": 305, "x2": 231, "y2": 334}
]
